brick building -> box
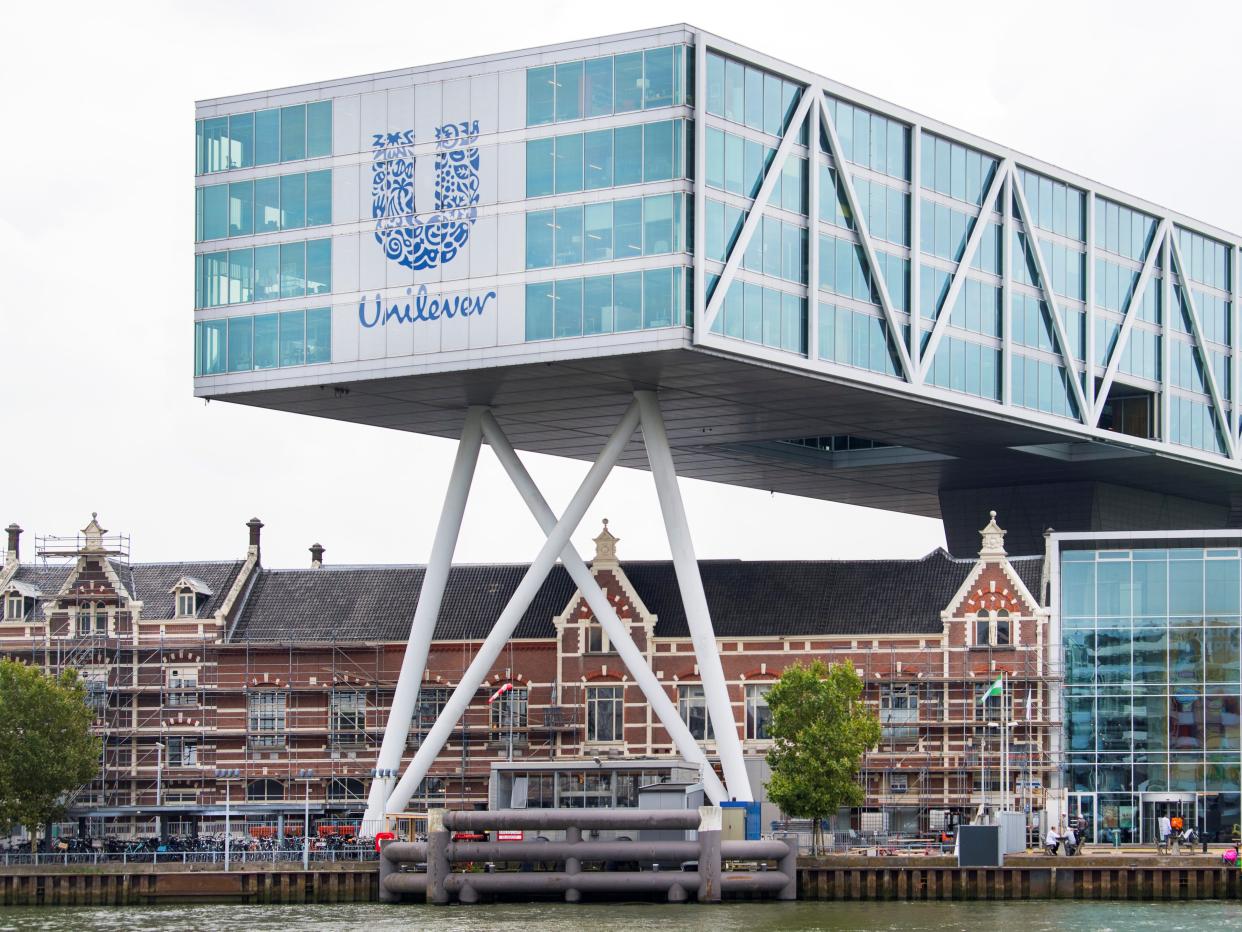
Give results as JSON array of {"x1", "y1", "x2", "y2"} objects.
[{"x1": 0, "y1": 512, "x2": 1057, "y2": 838}]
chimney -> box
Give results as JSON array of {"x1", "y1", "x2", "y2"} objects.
[
  {"x1": 4, "y1": 523, "x2": 19, "y2": 565},
  {"x1": 246, "y1": 517, "x2": 264, "y2": 561},
  {"x1": 310, "y1": 543, "x2": 325, "y2": 569}
]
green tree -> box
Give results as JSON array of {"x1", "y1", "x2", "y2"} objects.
[
  {"x1": 765, "y1": 660, "x2": 881, "y2": 854},
  {"x1": 0, "y1": 659, "x2": 101, "y2": 849}
]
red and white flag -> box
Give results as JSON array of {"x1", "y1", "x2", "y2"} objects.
[{"x1": 488, "y1": 682, "x2": 514, "y2": 705}]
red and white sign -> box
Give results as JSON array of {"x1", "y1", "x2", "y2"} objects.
[
  {"x1": 497, "y1": 830, "x2": 523, "y2": 842},
  {"x1": 487, "y1": 682, "x2": 514, "y2": 705}
]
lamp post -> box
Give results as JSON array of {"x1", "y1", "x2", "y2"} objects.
[
  {"x1": 297, "y1": 769, "x2": 315, "y2": 870},
  {"x1": 214, "y1": 769, "x2": 240, "y2": 870}
]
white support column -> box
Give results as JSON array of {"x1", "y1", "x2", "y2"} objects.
[
  {"x1": 635, "y1": 390, "x2": 753, "y2": 801},
  {"x1": 385, "y1": 402, "x2": 642, "y2": 814},
  {"x1": 479, "y1": 410, "x2": 728, "y2": 803},
  {"x1": 1002, "y1": 168, "x2": 1013, "y2": 406},
  {"x1": 909, "y1": 124, "x2": 923, "y2": 370},
  {"x1": 363, "y1": 407, "x2": 485, "y2": 826}
]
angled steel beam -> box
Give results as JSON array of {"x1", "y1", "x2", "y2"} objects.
[
  {"x1": 385, "y1": 401, "x2": 642, "y2": 815},
  {"x1": 1168, "y1": 234, "x2": 1236, "y2": 458},
  {"x1": 817, "y1": 93, "x2": 914, "y2": 381},
  {"x1": 702, "y1": 87, "x2": 817, "y2": 335},
  {"x1": 363, "y1": 407, "x2": 485, "y2": 826},
  {"x1": 1093, "y1": 219, "x2": 1168, "y2": 426},
  {"x1": 1010, "y1": 173, "x2": 1091, "y2": 422},
  {"x1": 909, "y1": 124, "x2": 924, "y2": 368},
  {"x1": 916, "y1": 159, "x2": 1009, "y2": 384},
  {"x1": 479, "y1": 409, "x2": 728, "y2": 803}
]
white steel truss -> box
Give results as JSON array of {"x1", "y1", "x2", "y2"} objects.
[{"x1": 363, "y1": 393, "x2": 752, "y2": 825}]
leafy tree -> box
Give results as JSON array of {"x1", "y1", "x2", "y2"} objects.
[
  {"x1": 765, "y1": 660, "x2": 881, "y2": 854},
  {"x1": 0, "y1": 659, "x2": 101, "y2": 849}
]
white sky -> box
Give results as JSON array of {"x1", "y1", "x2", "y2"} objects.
[{"x1": 2, "y1": 0, "x2": 1237, "y2": 569}]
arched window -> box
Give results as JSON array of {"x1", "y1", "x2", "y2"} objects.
[
  {"x1": 77, "y1": 602, "x2": 107, "y2": 636},
  {"x1": 995, "y1": 610, "x2": 1011, "y2": 646},
  {"x1": 246, "y1": 778, "x2": 285, "y2": 801},
  {"x1": 974, "y1": 610, "x2": 990, "y2": 647}
]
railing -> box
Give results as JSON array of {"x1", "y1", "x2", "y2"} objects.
[{"x1": 0, "y1": 848, "x2": 378, "y2": 866}]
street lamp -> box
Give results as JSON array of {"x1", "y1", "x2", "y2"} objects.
[
  {"x1": 214, "y1": 769, "x2": 240, "y2": 870},
  {"x1": 297, "y1": 769, "x2": 315, "y2": 870}
]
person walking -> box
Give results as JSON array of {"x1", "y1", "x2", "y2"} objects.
[{"x1": 1158, "y1": 814, "x2": 1172, "y2": 854}]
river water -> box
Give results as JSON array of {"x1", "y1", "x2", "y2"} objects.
[{"x1": 1, "y1": 901, "x2": 1242, "y2": 931}]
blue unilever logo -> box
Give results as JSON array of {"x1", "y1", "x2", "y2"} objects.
[
  {"x1": 361, "y1": 120, "x2": 496, "y2": 332},
  {"x1": 371, "y1": 121, "x2": 481, "y2": 270}
]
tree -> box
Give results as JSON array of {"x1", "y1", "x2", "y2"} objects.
[
  {"x1": 0, "y1": 659, "x2": 101, "y2": 849},
  {"x1": 764, "y1": 660, "x2": 881, "y2": 854}
]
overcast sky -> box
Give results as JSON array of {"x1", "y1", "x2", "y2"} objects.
[{"x1": 2, "y1": 0, "x2": 1236, "y2": 569}]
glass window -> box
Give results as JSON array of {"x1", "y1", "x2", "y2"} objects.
[
  {"x1": 228, "y1": 182, "x2": 253, "y2": 237},
  {"x1": 253, "y1": 244, "x2": 280, "y2": 302},
  {"x1": 584, "y1": 130, "x2": 613, "y2": 189},
  {"x1": 643, "y1": 194, "x2": 673, "y2": 255},
  {"x1": 306, "y1": 170, "x2": 332, "y2": 227},
  {"x1": 227, "y1": 316, "x2": 253, "y2": 372},
  {"x1": 253, "y1": 313, "x2": 279, "y2": 369},
  {"x1": 254, "y1": 177, "x2": 280, "y2": 233},
  {"x1": 555, "y1": 61, "x2": 583, "y2": 122},
  {"x1": 554, "y1": 278, "x2": 583, "y2": 338},
  {"x1": 643, "y1": 120, "x2": 674, "y2": 181},
  {"x1": 643, "y1": 267, "x2": 673, "y2": 328},
  {"x1": 525, "y1": 281, "x2": 554, "y2": 341},
  {"x1": 763, "y1": 73, "x2": 782, "y2": 136},
  {"x1": 584, "y1": 275, "x2": 612, "y2": 334},
  {"x1": 201, "y1": 185, "x2": 228, "y2": 241},
  {"x1": 644, "y1": 47, "x2": 674, "y2": 109},
  {"x1": 614, "y1": 199, "x2": 643, "y2": 260},
  {"x1": 279, "y1": 242, "x2": 305, "y2": 299},
  {"x1": 586, "y1": 685, "x2": 624, "y2": 742},
  {"x1": 724, "y1": 59, "x2": 744, "y2": 123},
  {"x1": 526, "y1": 210, "x2": 554, "y2": 269},
  {"x1": 306, "y1": 101, "x2": 331, "y2": 158},
  {"x1": 555, "y1": 205, "x2": 584, "y2": 267},
  {"x1": 306, "y1": 239, "x2": 331, "y2": 296},
  {"x1": 585, "y1": 57, "x2": 613, "y2": 117},
  {"x1": 527, "y1": 65, "x2": 555, "y2": 126},
  {"x1": 614, "y1": 52, "x2": 643, "y2": 112},
  {"x1": 200, "y1": 116, "x2": 229, "y2": 173},
  {"x1": 279, "y1": 310, "x2": 305, "y2": 366},
  {"x1": 200, "y1": 319, "x2": 227, "y2": 374},
  {"x1": 614, "y1": 125, "x2": 643, "y2": 186},
  {"x1": 305, "y1": 307, "x2": 331, "y2": 364},
  {"x1": 279, "y1": 173, "x2": 306, "y2": 229},
  {"x1": 526, "y1": 137, "x2": 555, "y2": 197},
  {"x1": 584, "y1": 203, "x2": 613, "y2": 263},
  {"x1": 279, "y1": 105, "x2": 306, "y2": 162},
  {"x1": 744, "y1": 66, "x2": 763, "y2": 130},
  {"x1": 254, "y1": 108, "x2": 280, "y2": 166},
  {"x1": 706, "y1": 52, "x2": 725, "y2": 116},
  {"x1": 746, "y1": 684, "x2": 771, "y2": 740},
  {"x1": 614, "y1": 271, "x2": 642, "y2": 331},
  {"x1": 679, "y1": 685, "x2": 714, "y2": 740},
  {"x1": 227, "y1": 249, "x2": 252, "y2": 304},
  {"x1": 554, "y1": 132, "x2": 583, "y2": 193}
]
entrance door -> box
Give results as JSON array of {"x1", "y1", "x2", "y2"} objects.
[
  {"x1": 1067, "y1": 793, "x2": 1097, "y2": 844},
  {"x1": 1141, "y1": 795, "x2": 1196, "y2": 845}
]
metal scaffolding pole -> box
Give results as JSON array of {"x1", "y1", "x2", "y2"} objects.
[
  {"x1": 479, "y1": 409, "x2": 728, "y2": 803},
  {"x1": 363, "y1": 408, "x2": 485, "y2": 827},
  {"x1": 636, "y1": 391, "x2": 753, "y2": 801}
]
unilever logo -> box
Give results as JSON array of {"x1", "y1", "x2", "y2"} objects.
[{"x1": 361, "y1": 120, "x2": 496, "y2": 330}]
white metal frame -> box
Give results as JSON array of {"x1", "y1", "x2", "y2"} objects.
[{"x1": 363, "y1": 392, "x2": 752, "y2": 823}]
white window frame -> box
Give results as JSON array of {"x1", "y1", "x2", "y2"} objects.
[
  {"x1": 678, "y1": 684, "x2": 714, "y2": 741},
  {"x1": 166, "y1": 736, "x2": 199, "y2": 768},
  {"x1": 745, "y1": 683, "x2": 772, "y2": 741},
  {"x1": 586, "y1": 685, "x2": 624, "y2": 743},
  {"x1": 4, "y1": 592, "x2": 26, "y2": 621},
  {"x1": 77, "y1": 602, "x2": 107, "y2": 636},
  {"x1": 586, "y1": 622, "x2": 610, "y2": 654},
  {"x1": 488, "y1": 686, "x2": 528, "y2": 739},
  {"x1": 176, "y1": 589, "x2": 197, "y2": 618}
]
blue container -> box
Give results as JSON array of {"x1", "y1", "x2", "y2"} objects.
[{"x1": 721, "y1": 801, "x2": 762, "y2": 840}]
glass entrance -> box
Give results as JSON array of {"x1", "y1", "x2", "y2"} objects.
[
  {"x1": 1141, "y1": 794, "x2": 1196, "y2": 845},
  {"x1": 1067, "y1": 793, "x2": 1096, "y2": 843}
]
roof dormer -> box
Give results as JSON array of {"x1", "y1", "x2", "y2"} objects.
[
  {"x1": 170, "y1": 576, "x2": 214, "y2": 618},
  {"x1": 3, "y1": 579, "x2": 39, "y2": 622}
]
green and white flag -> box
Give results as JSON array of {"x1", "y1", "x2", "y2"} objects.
[{"x1": 979, "y1": 675, "x2": 1004, "y2": 703}]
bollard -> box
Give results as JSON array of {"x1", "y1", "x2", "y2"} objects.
[
  {"x1": 378, "y1": 839, "x2": 398, "y2": 903},
  {"x1": 427, "y1": 809, "x2": 451, "y2": 905},
  {"x1": 776, "y1": 834, "x2": 798, "y2": 901},
  {"x1": 564, "y1": 826, "x2": 581, "y2": 903},
  {"x1": 697, "y1": 806, "x2": 722, "y2": 904}
]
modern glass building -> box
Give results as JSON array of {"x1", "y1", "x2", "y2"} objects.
[
  {"x1": 1053, "y1": 531, "x2": 1242, "y2": 843},
  {"x1": 195, "y1": 24, "x2": 1242, "y2": 558}
]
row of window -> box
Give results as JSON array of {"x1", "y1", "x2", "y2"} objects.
[
  {"x1": 705, "y1": 51, "x2": 803, "y2": 139},
  {"x1": 1096, "y1": 198, "x2": 1158, "y2": 262},
  {"x1": 820, "y1": 165, "x2": 908, "y2": 248},
  {"x1": 1186, "y1": 288, "x2": 1231, "y2": 346},
  {"x1": 944, "y1": 277, "x2": 1003, "y2": 340},
  {"x1": 703, "y1": 202, "x2": 807, "y2": 286},
  {"x1": 197, "y1": 101, "x2": 332, "y2": 175},
  {"x1": 525, "y1": 194, "x2": 688, "y2": 270},
  {"x1": 1176, "y1": 228, "x2": 1231, "y2": 292},
  {"x1": 1095, "y1": 258, "x2": 1161, "y2": 321},
  {"x1": 818, "y1": 303, "x2": 902, "y2": 377},
  {"x1": 708, "y1": 277, "x2": 807, "y2": 355},
  {"x1": 825, "y1": 96, "x2": 909, "y2": 182},
  {"x1": 194, "y1": 308, "x2": 331, "y2": 376},
  {"x1": 1012, "y1": 231, "x2": 1085, "y2": 302},
  {"x1": 194, "y1": 239, "x2": 331, "y2": 309},
  {"x1": 919, "y1": 132, "x2": 996, "y2": 207},
  {"x1": 195, "y1": 169, "x2": 332, "y2": 242},
  {"x1": 526, "y1": 45, "x2": 685, "y2": 126},
  {"x1": 1109, "y1": 322, "x2": 1161, "y2": 382},
  {"x1": 1169, "y1": 395, "x2": 1227, "y2": 455},
  {"x1": 524, "y1": 266, "x2": 687, "y2": 341},
  {"x1": 818, "y1": 233, "x2": 909, "y2": 311},
  {"x1": 1011, "y1": 353, "x2": 1080, "y2": 419},
  {"x1": 1012, "y1": 291, "x2": 1083, "y2": 360},
  {"x1": 526, "y1": 119, "x2": 686, "y2": 197},
  {"x1": 705, "y1": 126, "x2": 807, "y2": 214},
  {"x1": 923, "y1": 330, "x2": 1001, "y2": 402},
  {"x1": 1016, "y1": 168, "x2": 1086, "y2": 242},
  {"x1": 919, "y1": 200, "x2": 1000, "y2": 273}
]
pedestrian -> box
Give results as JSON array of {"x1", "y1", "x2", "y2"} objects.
[
  {"x1": 1159, "y1": 814, "x2": 1172, "y2": 853},
  {"x1": 1044, "y1": 825, "x2": 1060, "y2": 856}
]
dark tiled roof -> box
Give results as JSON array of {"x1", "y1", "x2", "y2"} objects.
[
  {"x1": 227, "y1": 550, "x2": 1045, "y2": 643},
  {"x1": 127, "y1": 562, "x2": 245, "y2": 619},
  {"x1": 8, "y1": 564, "x2": 72, "y2": 597}
]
